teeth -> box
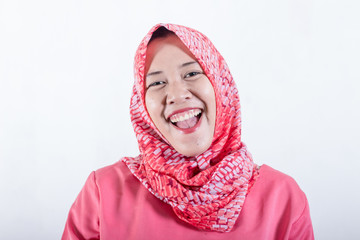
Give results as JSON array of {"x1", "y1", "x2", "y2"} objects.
[{"x1": 170, "y1": 109, "x2": 201, "y2": 123}]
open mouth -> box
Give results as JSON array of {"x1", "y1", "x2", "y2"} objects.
[{"x1": 169, "y1": 109, "x2": 202, "y2": 129}]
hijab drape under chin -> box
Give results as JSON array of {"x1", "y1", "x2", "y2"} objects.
[{"x1": 122, "y1": 23, "x2": 258, "y2": 232}]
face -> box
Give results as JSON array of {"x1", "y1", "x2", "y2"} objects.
[{"x1": 144, "y1": 35, "x2": 216, "y2": 157}]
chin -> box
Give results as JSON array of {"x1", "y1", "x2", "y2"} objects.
[{"x1": 174, "y1": 143, "x2": 211, "y2": 157}]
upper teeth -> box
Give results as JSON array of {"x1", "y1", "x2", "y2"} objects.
[{"x1": 169, "y1": 109, "x2": 201, "y2": 123}]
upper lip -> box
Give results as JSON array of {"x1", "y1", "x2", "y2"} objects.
[{"x1": 166, "y1": 107, "x2": 202, "y2": 121}]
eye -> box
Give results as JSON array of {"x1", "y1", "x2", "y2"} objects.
[
  {"x1": 147, "y1": 80, "x2": 166, "y2": 89},
  {"x1": 184, "y1": 71, "x2": 203, "y2": 78}
]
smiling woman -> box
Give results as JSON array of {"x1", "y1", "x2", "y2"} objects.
[
  {"x1": 62, "y1": 24, "x2": 314, "y2": 239},
  {"x1": 144, "y1": 33, "x2": 216, "y2": 157}
]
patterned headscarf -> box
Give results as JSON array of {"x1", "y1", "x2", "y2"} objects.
[{"x1": 122, "y1": 23, "x2": 258, "y2": 232}]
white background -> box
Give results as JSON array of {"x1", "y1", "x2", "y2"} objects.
[{"x1": 1, "y1": 0, "x2": 359, "y2": 239}]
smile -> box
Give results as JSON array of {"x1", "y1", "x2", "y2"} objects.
[{"x1": 168, "y1": 109, "x2": 202, "y2": 129}]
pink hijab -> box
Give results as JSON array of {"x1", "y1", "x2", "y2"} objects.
[{"x1": 122, "y1": 23, "x2": 259, "y2": 232}]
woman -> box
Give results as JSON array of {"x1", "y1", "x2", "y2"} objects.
[{"x1": 62, "y1": 23, "x2": 314, "y2": 239}]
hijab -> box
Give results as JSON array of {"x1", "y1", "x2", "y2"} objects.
[{"x1": 122, "y1": 23, "x2": 259, "y2": 232}]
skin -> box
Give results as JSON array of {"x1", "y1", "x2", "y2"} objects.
[{"x1": 144, "y1": 34, "x2": 216, "y2": 157}]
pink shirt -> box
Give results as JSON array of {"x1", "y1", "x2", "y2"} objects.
[{"x1": 62, "y1": 162, "x2": 314, "y2": 239}]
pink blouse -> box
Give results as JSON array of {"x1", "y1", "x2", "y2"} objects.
[{"x1": 62, "y1": 162, "x2": 314, "y2": 240}]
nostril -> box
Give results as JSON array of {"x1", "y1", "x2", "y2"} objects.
[{"x1": 166, "y1": 83, "x2": 192, "y2": 104}]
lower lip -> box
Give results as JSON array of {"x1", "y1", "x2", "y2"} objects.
[{"x1": 172, "y1": 114, "x2": 202, "y2": 134}]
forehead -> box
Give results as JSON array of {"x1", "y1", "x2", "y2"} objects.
[{"x1": 145, "y1": 35, "x2": 197, "y2": 73}]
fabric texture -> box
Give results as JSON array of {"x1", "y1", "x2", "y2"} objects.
[
  {"x1": 122, "y1": 23, "x2": 258, "y2": 232},
  {"x1": 61, "y1": 163, "x2": 314, "y2": 240}
]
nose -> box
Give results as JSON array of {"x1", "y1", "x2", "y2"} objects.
[{"x1": 166, "y1": 80, "x2": 192, "y2": 105}]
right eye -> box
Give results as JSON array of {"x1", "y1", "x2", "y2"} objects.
[
  {"x1": 184, "y1": 71, "x2": 202, "y2": 78},
  {"x1": 147, "y1": 81, "x2": 166, "y2": 89}
]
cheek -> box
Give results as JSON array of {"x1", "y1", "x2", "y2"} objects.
[
  {"x1": 204, "y1": 86, "x2": 217, "y2": 132},
  {"x1": 145, "y1": 93, "x2": 163, "y2": 124},
  {"x1": 145, "y1": 95, "x2": 155, "y2": 117},
  {"x1": 202, "y1": 84, "x2": 216, "y2": 115},
  {"x1": 205, "y1": 88, "x2": 216, "y2": 104}
]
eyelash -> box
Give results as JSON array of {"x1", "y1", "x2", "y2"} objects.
[
  {"x1": 184, "y1": 71, "x2": 202, "y2": 78},
  {"x1": 147, "y1": 81, "x2": 166, "y2": 89},
  {"x1": 146, "y1": 71, "x2": 203, "y2": 89}
]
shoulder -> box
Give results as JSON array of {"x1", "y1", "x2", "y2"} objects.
[
  {"x1": 248, "y1": 165, "x2": 309, "y2": 218},
  {"x1": 92, "y1": 160, "x2": 139, "y2": 189},
  {"x1": 256, "y1": 165, "x2": 314, "y2": 239},
  {"x1": 236, "y1": 165, "x2": 313, "y2": 238},
  {"x1": 252, "y1": 164, "x2": 308, "y2": 218},
  {"x1": 94, "y1": 160, "x2": 132, "y2": 178},
  {"x1": 257, "y1": 164, "x2": 305, "y2": 197}
]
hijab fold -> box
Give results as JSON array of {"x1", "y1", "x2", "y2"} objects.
[{"x1": 122, "y1": 23, "x2": 259, "y2": 232}]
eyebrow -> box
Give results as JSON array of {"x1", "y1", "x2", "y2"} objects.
[
  {"x1": 181, "y1": 61, "x2": 198, "y2": 67},
  {"x1": 146, "y1": 71, "x2": 162, "y2": 77},
  {"x1": 146, "y1": 61, "x2": 199, "y2": 77}
]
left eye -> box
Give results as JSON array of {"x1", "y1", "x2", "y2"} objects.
[
  {"x1": 147, "y1": 81, "x2": 166, "y2": 89},
  {"x1": 184, "y1": 72, "x2": 202, "y2": 78}
]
